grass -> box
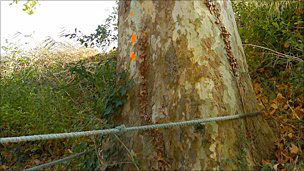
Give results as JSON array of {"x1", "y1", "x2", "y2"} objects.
[
  {"x1": 1, "y1": 2, "x2": 303, "y2": 169},
  {"x1": 0, "y1": 44, "x2": 130, "y2": 170},
  {"x1": 1, "y1": 46, "x2": 98, "y2": 136},
  {"x1": 233, "y1": 1, "x2": 304, "y2": 169}
]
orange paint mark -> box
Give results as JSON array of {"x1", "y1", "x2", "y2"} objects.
[
  {"x1": 131, "y1": 34, "x2": 136, "y2": 43},
  {"x1": 130, "y1": 52, "x2": 136, "y2": 60},
  {"x1": 130, "y1": 11, "x2": 134, "y2": 16}
]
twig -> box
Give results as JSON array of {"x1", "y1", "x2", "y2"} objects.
[
  {"x1": 293, "y1": 155, "x2": 299, "y2": 171},
  {"x1": 112, "y1": 134, "x2": 140, "y2": 171},
  {"x1": 243, "y1": 44, "x2": 304, "y2": 63},
  {"x1": 91, "y1": 136, "x2": 104, "y2": 168},
  {"x1": 287, "y1": 102, "x2": 301, "y2": 120}
]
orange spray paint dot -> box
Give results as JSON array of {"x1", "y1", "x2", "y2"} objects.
[
  {"x1": 131, "y1": 34, "x2": 136, "y2": 43},
  {"x1": 130, "y1": 11, "x2": 134, "y2": 16},
  {"x1": 130, "y1": 52, "x2": 136, "y2": 60}
]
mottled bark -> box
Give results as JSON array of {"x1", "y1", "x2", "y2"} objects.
[{"x1": 113, "y1": 0, "x2": 275, "y2": 170}]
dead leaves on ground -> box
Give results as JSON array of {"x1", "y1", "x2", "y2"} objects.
[{"x1": 254, "y1": 82, "x2": 304, "y2": 170}]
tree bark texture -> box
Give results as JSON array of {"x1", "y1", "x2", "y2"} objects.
[{"x1": 114, "y1": 0, "x2": 275, "y2": 170}]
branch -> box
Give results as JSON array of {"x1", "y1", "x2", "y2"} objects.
[{"x1": 243, "y1": 44, "x2": 304, "y2": 63}]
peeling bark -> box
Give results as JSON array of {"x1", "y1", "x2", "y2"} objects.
[{"x1": 113, "y1": 0, "x2": 275, "y2": 170}]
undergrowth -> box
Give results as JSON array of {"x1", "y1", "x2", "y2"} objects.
[
  {"x1": 0, "y1": 45, "x2": 131, "y2": 170},
  {"x1": 1, "y1": 1, "x2": 303, "y2": 170},
  {"x1": 233, "y1": 1, "x2": 304, "y2": 170}
]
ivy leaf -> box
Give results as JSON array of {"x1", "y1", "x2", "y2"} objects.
[{"x1": 104, "y1": 106, "x2": 112, "y2": 116}]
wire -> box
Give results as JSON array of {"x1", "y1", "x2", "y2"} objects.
[{"x1": 0, "y1": 112, "x2": 261, "y2": 144}]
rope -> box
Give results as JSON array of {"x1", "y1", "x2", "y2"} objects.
[
  {"x1": 24, "y1": 149, "x2": 93, "y2": 171},
  {"x1": 0, "y1": 112, "x2": 261, "y2": 144}
]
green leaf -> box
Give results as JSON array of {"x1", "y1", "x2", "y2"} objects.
[{"x1": 262, "y1": 165, "x2": 271, "y2": 171}]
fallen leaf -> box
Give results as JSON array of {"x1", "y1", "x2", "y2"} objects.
[
  {"x1": 270, "y1": 108, "x2": 276, "y2": 115},
  {"x1": 283, "y1": 104, "x2": 289, "y2": 110},
  {"x1": 178, "y1": 144, "x2": 184, "y2": 152},
  {"x1": 289, "y1": 144, "x2": 299, "y2": 154},
  {"x1": 0, "y1": 165, "x2": 9, "y2": 170},
  {"x1": 283, "y1": 42, "x2": 290, "y2": 49},
  {"x1": 293, "y1": 106, "x2": 304, "y2": 119},
  {"x1": 273, "y1": 163, "x2": 280, "y2": 171},
  {"x1": 276, "y1": 93, "x2": 285, "y2": 103},
  {"x1": 271, "y1": 103, "x2": 278, "y2": 109}
]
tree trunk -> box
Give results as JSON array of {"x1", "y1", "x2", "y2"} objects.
[{"x1": 114, "y1": 0, "x2": 275, "y2": 170}]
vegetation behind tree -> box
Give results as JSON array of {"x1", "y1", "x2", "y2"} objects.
[{"x1": 0, "y1": 1, "x2": 303, "y2": 170}]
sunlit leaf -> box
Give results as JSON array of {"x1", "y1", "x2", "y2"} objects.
[{"x1": 289, "y1": 144, "x2": 299, "y2": 154}]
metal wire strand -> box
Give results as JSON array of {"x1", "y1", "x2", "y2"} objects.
[
  {"x1": 24, "y1": 149, "x2": 93, "y2": 171},
  {"x1": 0, "y1": 112, "x2": 261, "y2": 144}
]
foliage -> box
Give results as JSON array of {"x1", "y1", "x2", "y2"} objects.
[
  {"x1": 11, "y1": 0, "x2": 39, "y2": 15},
  {"x1": 67, "y1": 51, "x2": 132, "y2": 119},
  {"x1": 0, "y1": 42, "x2": 131, "y2": 169},
  {"x1": 233, "y1": 0, "x2": 304, "y2": 92},
  {"x1": 2, "y1": 0, "x2": 303, "y2": 170},
  {"x1": 234, "y1": 1, "x2": 303, "y2": 57},
  {"x1": 1, "y1": 2, "x2": 122, "y2": 169},
  {"x1": 233, "y1": 1, "x2": 304, "y2": 170},
  {"x1": 63, "y1": 5, "x2": 118, "y2": 51}
]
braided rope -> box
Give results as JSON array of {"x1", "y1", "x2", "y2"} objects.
[
  {"x1": 0, "y1": 112, "x2": 260, "y2": 144},
  {"x1": 24, "y1": 149, "x2": 93, "y2": 171}
]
